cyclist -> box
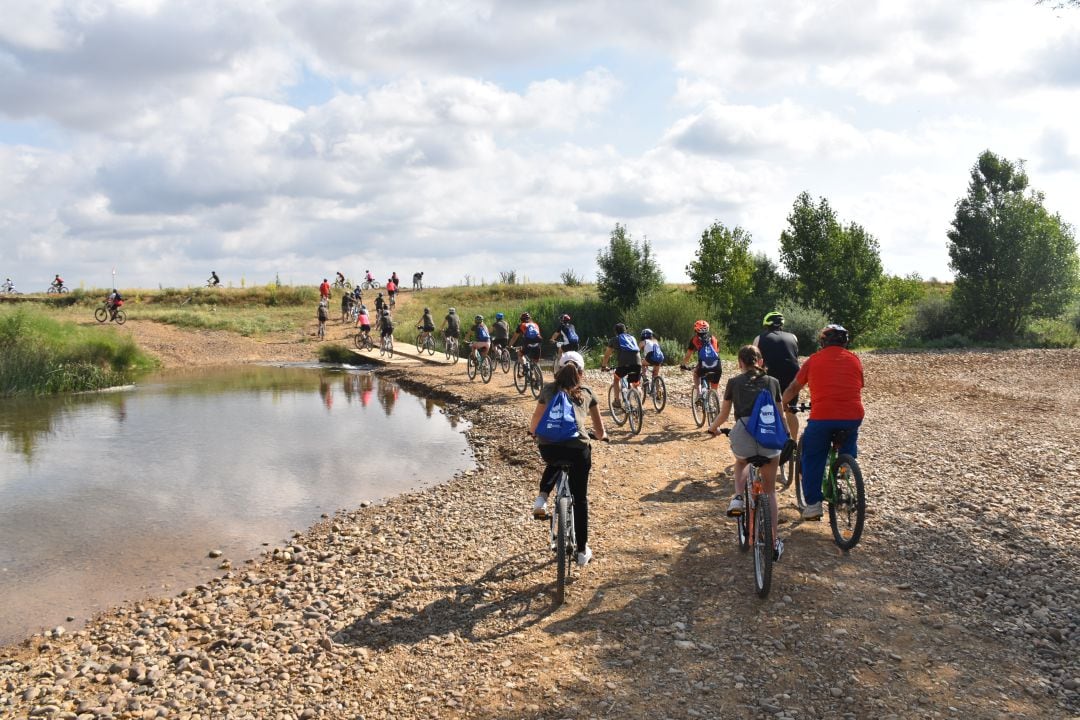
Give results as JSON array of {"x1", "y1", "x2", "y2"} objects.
[
  {"x1": 509, "y1": 312, "x2": 543, "y2": 366},
  {"x1": 468, "y1": 315, "x2": 491, "y2": 361},
  {"x1": 316, "y1": 298, "x2": 329, "y2": 339},
  {"x1": 386, "y1": 277, "x2": 397, "y2": 307},
  {"x1": 549, "y1": 313, "x2": 580, "y2": 364},
  {"x1": 208, "y1": 271, "x2": 220, "y2": 287},
  {"x1": 528, "y1": 350, "x2": 607, "y2": 566},
  {"x1": 2, "y1": 278, "x2": 14, "y2": 293},
  {"x1": 412, "y1": 271, "x2": 424, "y2": 290},
  {"x1": 491, "y1": 312, "x2": 510, "y2": 356},
  {"x1": 780, "y1": 325, "x2": 864, "y2": 520},
  {"x1": 440, "y1": 307, "x2": 461, "y2": 347},
  {"x1": 52, "y1": 274, "x2": 65, "y2": 290},
  {"x1": 319, "y1": 278, "x2": 331, "y2": 300},
  {"x1": 340, "y1": 291, "x2": 353, "y2": 323},
  {"x1": 708, "y1": 345, "x2": 792, "y2": 560},
  {"x1": 600, "y1": 323, "x2": 642, "y2": 406},
  {"x1": 365, "y1": 269, "x2": 375, "y2": 286},
  {"x1": 416, "y1": 307, "x2": 435, "y2": 345},
  {"x1": 639, "y1": 328, "x2": 664, "y2": 381},
  {"x1": 374, "y1": 292, "x2": 385, "y2": 316},
  {"x1": 754, "y1": 311, "x2": 802, "y2": 441},
  {"x1": 356, "y1": 304, "x2": 371, "y2": 341},
  {"x1": 391, "y1": 271, "x2": 400, "y2": 288},
  {"x1": 335, "y1": 271, "x2": 346, "y2": 288},
  {"x1": 379, "y1": 309, "x2": 394, "y2": 345},
  {"x1": 351, "y1": 285, "x2": 363, "y2": 304},
  {"x1": 679, "y1": 320, "x2": 722, "y2": 393},
  {"x1": 106, "y1": 288, "x2": 123, "y2": 319}
]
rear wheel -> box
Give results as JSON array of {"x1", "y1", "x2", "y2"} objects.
[
  {"x1": 691, "y1": 385, "x2": 705, "y2": 428},
  {"x1": 528, "y1": 364, "x2": 543, "y2": 399},
  {"x1": 555, "y1": 495, "x2": 571, "y2": 604},
  {"x1": 114, "y1": 309, "x2": 126, "y2": 325},
  {"x1": 94, "y1": 307, "x2": 108, "y2": 323},
  {"x1": 705, "y1": 389, "x2": 721, "y2": 427},
  {"x1": 513, "y1": 359, "x2": 526, "y2": 394},
  {"x1": 829, "y1": 454, "x2": 866, "y2": 551},
  {"x1": 753, "y1": 496, "x2": 773, "y2": 598},
  {"x1": 651, "y1": 376, "x2": 667, "y2": 412},
  {"x1": 608, "y1": 385, "x2": 628, "y2": 426},
  {"x1": 498, "y1": 347, "x2": 511, "y2": 373},
  {"x1": 480, "y1": 354, "x2": 493, "y2": 383},
  {"x1": 627, "y1": 388, "x2": 644, "y2": 435}
]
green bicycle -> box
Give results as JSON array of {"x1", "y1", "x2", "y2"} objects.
[{"x1": 792, "y1": 409, "x2": 866, "y2": 551}]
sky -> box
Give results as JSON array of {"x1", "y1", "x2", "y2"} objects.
[{"x1": 1, "y1": 0, "x2": 1078, "y2": 291}]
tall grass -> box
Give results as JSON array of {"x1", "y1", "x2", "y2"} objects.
[
  {"x1": 626, "y1": 288, "x2": 717, "y2": 350},
  {"x1": 134, "y1": 307, "x2": 304, "y2": 336},
  {"x1": 0, "y1": 307, "x2": 157, "y2": 396}
]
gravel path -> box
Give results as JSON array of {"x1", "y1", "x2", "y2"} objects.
[{"x1": 1, "y1": 318, "x2": 1077, "y2": 718}]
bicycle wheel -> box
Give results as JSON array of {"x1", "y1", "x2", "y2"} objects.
[
  {"x1": 690, "y1": 385, "x2": 705, "y2": 428},
  {"x1": 114, "y1": 309, "x2": 126, "y2": 325},
  {"x1": 480, "y1": 354, "x2": 493, "y2": 383},
  {"x1": 498, "y1": 348, "x2": 511, "y2": 373},
  {"x1": 94, "y1": 307, "x2": 108, "y2": 323},
  {"x1": 705, "y1": 389, "x2": 721, "y2": 427},
  {"x1": 47, "y1": 286, "x2": 58, "y2": 294},
  {"x1": 415, "y1": 333, "x2": 424, "y2": 352},
  {"x1": 354, "y1": 332, "x2": 364, "y2": 350},
  {"x1": 627, "y1": 388, "x2": 644, "y2": 435},
  {"x1": 829, "y1": 454, "x2": 866, "y2": 551},
  {"x1": 451, "y1": 340, "x2": 459, "y2": 364},
  {"x1": 753, "y1": 495, "x2": 773, "y2": 598},
  {"x1": 424, "y1": 335, "x2": 436, "y2": 356},
  {"x1": 379, "y1": 339, "x2": 387, "y2": 357},
  {"x1": 555, "y1": 494, "x2": 571, "y2": 604},
  {"x1": 467, "y1": 352, "x2": 478, "y2": 380},
  {"x1": 777, "y1": 444, "x2": 796, "y2": 493},
  {"x1": 607, "y1": 385, "x2": 628, "y2": 426},
  {"x1": 794, "y1": 436, "x2": 806, "y2": 511},
  {"x1": 736, "y1": 501, "x2": 749, "y2": 551},
  {"x1": 387, "y1": 337, "x2": 394, "y2": 359},
  {"x1": 651, "y1": 376, "x2": 667, "y2": 413},
  {"x1": 529, "y1": 364, "x2": 543, "y2": 399},
  {"x1": 513, "y1": 359, "x2": 527, "y2": 394}
]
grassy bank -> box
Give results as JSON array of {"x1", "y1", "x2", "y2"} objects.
[{"x1": 0, "y1": 307, "x2": 157, "y2": 396}]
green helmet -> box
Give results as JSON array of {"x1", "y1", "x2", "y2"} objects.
[{"x1": 763, "y1": 311, "x2": 784, "y2": 327}]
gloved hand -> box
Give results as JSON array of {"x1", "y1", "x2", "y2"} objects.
[{"x1": 779, "y1": 438, "x2": 797, "y2": 464}]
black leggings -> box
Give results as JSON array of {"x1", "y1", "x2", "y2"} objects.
[{"x1": 539, "y1": 443, "x2": 591, "y2": 552}]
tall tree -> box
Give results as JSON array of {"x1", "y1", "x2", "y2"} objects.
[
  {"x1": 596, "y1": 223, "x2": 664, "y2": 310},
  {"x1": 729, "y1": 253, "x2": 787, "y2": 343},
  {"x1": 947, "y1": 150, "x2": 1078, "y2": 340},
  {"x1": 778, "y1": 192, "x2": 883, "y2": 338},
  {"x1": 685, "y1": 221, "x2": 755, "y2": 328}
]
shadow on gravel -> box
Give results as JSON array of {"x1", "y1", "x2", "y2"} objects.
[
  {"x1": 639, "y1": 474, "x2": 729, "y2": 505},
  {"x1": 334, "y1": 553, "x2": 559, "y2": 650}
]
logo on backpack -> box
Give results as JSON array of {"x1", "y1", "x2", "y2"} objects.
[
  {"x1": 617, "y1": 333, "x2": 638, "y2": 353},
  {"x1": 697, "y1": 336, "x2": 719, "y2": 368},
  {"x1": 535, "y1": 391, "x2": 580, "y2": 442},
  {"x1": 745, "y1": 388, "x2": 789, "y2": 449},
  {"x1": 523, "y1": 322, "x2": 541, "y2": 341}
]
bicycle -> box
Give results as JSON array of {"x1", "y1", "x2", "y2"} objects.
[
  {"x1": 513, "y1": 352, "x2": 543, "y2": 399},
  {"x1": 354, "y1": 330, "x2": 374, "y2": 351},
  {"x1": 491, "y1": 343, "x2": 512, "y2": 373},
  {"x1": 683, "y1": 366, "x2": 720, "y2": 428},
  {"x1": 0, "y1": 281, "x2": 18, "y2": 295},
  {"x1": 719, "y1": 429, "x2": 775, "y2": 598},
  {"x1": 640, "y1": 372, "x2": 667, "y2": 413},
  {"x1": 379, "y1": 333, "x2": 394, "y2": 358},
  {"x1": 332, "y1": 279, "x2": 351, "y2": 290},
  {"x1": 47, "y1": 283, "x2": 69, "y2": 294},
  {"x1": 466, "y1": 345, "x2": 494, "y2": 383},
  {"x1": 389, "y1": 293, "x2": 396, "y2": 309},
  {"x1": 443, "y1": 335, "x2": 460, "y2": 364},
  {"x1": 792, "y1": 421, "x2": 866, "y2": 552},
  {"x1": 361, "y1": 279, "x2": 381, "y2": 290},
  {"x1": 603, "y1": 369, "x2": 643, "y2": 435},
  {"x1": 775, "y1": 402, "x2": 808, "y2": 493},
  {"x1": 93, "y1": 301, "x2": 127, "y2": 325},
  {"x1": 415, "y1": 328, "x2": 436, "y2": 355},
  {"x1": 205, "y1": 279, "x2": 220, "y2": 288}
]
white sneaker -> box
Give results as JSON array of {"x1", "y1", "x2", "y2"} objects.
[
  {"x1": 576, "y1": 546, "x2": 593, "y2": 567},
  {"x1": 726, "y1": 495, "x2": 745, "y2": 517},
  {"x1": 801, "y1": 502, "x2": 823, "y2": 520},
  {"x1": 532, "y1": 494, "x2": 548, "y2": 520}
]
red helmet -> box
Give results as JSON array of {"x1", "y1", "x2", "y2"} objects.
[
  {"x1": 693, "y1": 320, "x2": 710, "y2": 334},
  {"x1": 561, "y1": 314, "x2": 571, "y2": 323}
]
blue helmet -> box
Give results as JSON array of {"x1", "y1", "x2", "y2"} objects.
[{"x1": 495, "y1": 312, "x2": 504, "y2": 320}]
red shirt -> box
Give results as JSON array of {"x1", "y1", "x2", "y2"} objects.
[
  {"x1": 319, "y1": 281, "x2": 330, "y2": 298},
  {"x1": 795, "y1": 346, "x2": 864, "y2": 420},
  {"x1": 386, "y1": 281, "x2": 396, "y2": 292}
]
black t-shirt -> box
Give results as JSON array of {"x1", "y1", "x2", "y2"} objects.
[
  {"x1": 755, "y1": 330, "x2": 799, "y2": 381},
  {"x1": 724, "y1": 371, "x2": 782, "y2": 421}
]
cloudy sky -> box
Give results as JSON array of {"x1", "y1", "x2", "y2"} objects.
[{"x1": 1, "y1": 0, "x2": 1078, "y2": 290}]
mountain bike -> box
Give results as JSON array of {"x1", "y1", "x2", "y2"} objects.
[
  {"x1": 604, "y1": 369, "x2": 643, "y2": 435},
  {"x1": 443, "y1": 335, "x2": 460, "y2": 364},
  {"x1": 720, "y1": 430, "x2": 776, "y2": 598},
  {"x1": 415, "y1": 328, "x2": 436, "y2": 355},
  {"x1": 491, "y1": 343, "x2": 512, "y2": 373},
  {"x1": 47, "y1": 283, "x2": 69, "y2": 294},
  {"x1": 793, "y1": 428, "x2": 865, "y2": 551},
  {"x1": 685, "y1": 368, "x2": 720, "y2": 428},
  {"x1": 361, "y1": 279, "x2": 380, "y2": 290},
  {"x1": 513, "y1": 352, "x2": 543, "y2": 398},
  {"x1": 466, "y1": 345, "x2": 493, "y2": 383},
  {"x1": 333, "y1": 279, "x2": 352, "y2": 290},
  {"x1": 640, "y1": 372, "x2": 667, "y2": 412},
  {"x1": 0, "y1": 281, "x2": 18, "y2": 294},
  {"x1": 94, "y1": 301, "x2": 126, "y2": 325},
  {"x1": 379, "y1": 334, "x2": 394, "y2": 358},
  {"x1": 354, "y1": 330, "x2": 374, "y2": 351}
]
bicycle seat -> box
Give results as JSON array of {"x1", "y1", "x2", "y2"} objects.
[{"x1": 746, "y1": 455, "x2": 772, "y2": 467}]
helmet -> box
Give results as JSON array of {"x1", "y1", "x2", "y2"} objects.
[
  {"x1": 818, "y1": 324, "x2": 850, "y2": 347},
  {"x1": 495, "y1": 312, "x2": 504, "y2": 320},
  {"x1": 560, "y1": 314, "x2": 571, "y2": 323},
  {"x1": 640, "y1": 328, "x2": 654, "y2": 340},
  {"x1": 382, "y1": 309, "x2": 390, "y2": 316},
  {"x1": 520, "y1": 312, "x2": 531, "y2": 322},
  {"x1": 423, "y1": 307, "x2": 430, "y2": 313},
  {"x1": 474, "y1": 314, "x2": 484, "y2": 323},
  {"x1": 448, "y1": 307, "x2": 456, "y2": 314},
  {"x1": 763, "y1": 311, "x2": 784, "y2": 327},
  {"x1": 556, "y1": 350, "x2": 585, "y2": 372},
  {"x1": 694, "y1": 320, "x2": 710, "y2": 334}
]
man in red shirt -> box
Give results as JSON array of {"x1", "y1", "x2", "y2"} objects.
[
  {"x1": 781, "y1": 324, "x2": 863, "y2": 520},
  {"x1": 319, "y1": 278, "x2": 331, "y2": 300}
]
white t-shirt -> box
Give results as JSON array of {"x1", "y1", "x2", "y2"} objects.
[{"x1": 642, "y1": 338, "x2": 661, "y2": 358}]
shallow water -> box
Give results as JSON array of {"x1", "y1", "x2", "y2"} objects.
[{"x1": 0, "y1": 365, "x2": 472, "y2": 645}]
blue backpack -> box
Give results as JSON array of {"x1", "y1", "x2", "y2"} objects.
[
  {"x1": 476, "y1": 324, "x2": 490, "y2": 341},
  {"x1": 745, "y1": 386, "x2": 789, "y2": 450},
  {"x1": 523, "y1": 322, "x2": 541, "y2": 341},
  {"x1": 563, "y1": 324, "x2": 579, "y2": 344},
  {"x1": 535, "y1": 391, "x2": 580, "y2": 442},
  {"x1": 697, "y1": 336, "x2": 719, "y2": 369},
  {"x1": 617, "y1": 333, "x2": 638, "y2": 353}
]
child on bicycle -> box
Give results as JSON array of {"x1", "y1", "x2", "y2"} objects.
[
  {"x1": 639, "y1": 328, "x2": 664, "y2": 380},
  {"x1": 600, "y1": 323, "x2": 642, "y2": 407},
  {"x1": 528, "y1": 350, "x2": 607, "y2": 566},
  {"x1": 708, "y1": 345, "x2": 793, "y2": 561},
  {"x1": 510, "y1": 312, "x2": 543, "y2": 365},
  {"x1": 468, "y1": 315, "x2": 491, "y2": 360},
  {"x1": 679, "y1": 320, "x2": 722, "y2": 391}
]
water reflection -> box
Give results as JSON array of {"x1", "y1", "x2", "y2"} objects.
[{"x1": 0, "y1": 365, "x2": 472, "y2": 645}]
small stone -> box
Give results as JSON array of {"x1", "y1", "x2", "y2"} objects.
[
  {"x1": 208, "y1": 549, "x2": 222, "y2": 558},
  {"x1": 830, "y1": 687, "x2": 843, "y2": 698}
]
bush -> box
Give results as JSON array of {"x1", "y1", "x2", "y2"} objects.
[
  {"x1": 905, "y1": 294, "x2": 961, "y2": 343},
  {"x1": 561, "y1": 269, "x2": 583, "y2": 287},
  {"x1": 626, "y1": 289, "x2": 716, "y2": 349},
  {"x1": 1024, "y1": 318, "x2": 1079, "y2": 348},
  {"x1": 774, "y1": 300, "x2": 829, "y2": 355},
  {"x1": 317, "y1": 344, "x2": 358, "y2": 363}
]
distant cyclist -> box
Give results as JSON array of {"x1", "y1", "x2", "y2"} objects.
[
  {"x1": 416, "y1": 307, "x2": 436, "y2": 344},
  {"x1": 379, "y1": 309, "x2": 394, "y2": 342},
  {"x1": 374, "y1": 292, "x2": 385, "y2": 315},
  {"x1": 207, "y1": 271, "x2": 220, "y2": 287},
  {"x1": 679, "y1": 320, "x2": 722, "y2": 391},
  {"x1": 1, "y1": 278, "x2": 14, "y2": 293},
  {"x1": 386, "y1": 277, "x2": 397, "y2": 307},
  {"x1": 335, "y1": 271, "x2": 346, "y2": 288},
  {"x1": 106, "y1": 288, "x2": 123, "y2": 319},
  {"x1": 780, "y1": 325, "x2": 864, "y2": 520},
  {"x1": 639, "y1": 328, "x2": 664, "y2": 381},
  {"x1": 52, "y1": 274, "x2": 65, "y2": 290},
  {"x1": 509, "y1": 312, "x2": 543, "y2": 366},
  {"x1": 440, "y1": 307, "x2": 461, "y2": 346},
  {"x1": 356, "y1": 304, "x2": 372, "y2": 339},
  {"x1": 754, "y1": 311, "x2": 802, "y2": 441},
  {"x1": 550, "y1": 313, "x2": 580, "y2": 364},
  {"x1": 468, "y1": 315, "x2": 491, "y2": 360},
  {"x1": 601, "y1": 322, "x2": 642, "y2": 405},
  {"x1": 491, "y1": 312, "x2": 510, "y2": 354}
]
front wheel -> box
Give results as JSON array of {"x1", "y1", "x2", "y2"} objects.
[
  {"x1": 47, "y1": 286, "x2": 58, "y2": 294},
  {"x1": 627, "y1": 388, "x2": 644, "y2": 435},
  {"x1": 753, "y1": 497, "x2": 774, "y2": 598},
  {"x1": 608, "y1": 385, "x2": 628, "y2": 426},
  {"x1": 94, "y1": 307, "x2": 108, "y2": 323},
  {"x1": 691, "y1": 385, "x2": 705, "y2": 428},
  {"x1": 114, "y1": 309, "x2": 126, "y2": 325},
  {"x1": 829, "y1": 454, "x2": 866, "y2": 551},
  {"x1": 528, "y1": 364, "x2": 543, "y2": 399},
  {"x1": 424, "y1": 335, "x2": 435, "y2": 356},
  {"x1": 651, "y1": 376, "x2": 667, "y2": 413}
]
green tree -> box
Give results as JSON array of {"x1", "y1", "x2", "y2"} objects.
[
  {"x1": 948, "y1": 150, "x2": 1079, "y2": 340},
  {"x1": 778, "y1": 192, "x2": 883, "y2": 338},
  {"x1": 729, "y1": 253, "x2": 787, "y2": 343},
  {"x1": 685, "y1": 221, "x2": 755, "y2": 329},
  {"x1": 596, "y1": 223, "x2": 664, "y2": 310}
]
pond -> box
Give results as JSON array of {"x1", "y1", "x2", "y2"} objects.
[{"x1": 0, "y1": 365, "x2": 472, "y2": 646}]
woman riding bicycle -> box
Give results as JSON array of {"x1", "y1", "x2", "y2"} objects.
[
  {"x1": 708, "y1": 345, "x2": 793, "y2": 561},
  {"x1": 528, "y1": 351, "x2": 607, "y2": 567},
  {"x1": 468, "y1": 315, "x2": 491, "y2": 360},
  {"x1": 780, "y1": 324, "x2": 864, "y2": 520}
]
